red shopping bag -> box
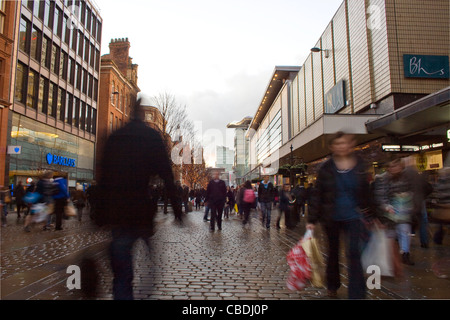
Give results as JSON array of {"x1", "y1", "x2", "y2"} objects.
[{"x1": 286, "y1": 230, "x2": 313, "y2": 291}]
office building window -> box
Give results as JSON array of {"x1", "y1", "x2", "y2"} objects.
[
  {"x1": 88, "y1": 75, "x2": 93, "y2": 98},
  {"x1": 93, "y1": 78, "x2": 98, "y2": 102},
  {"x1": 41, "y1": 36, "x2": 51, "y2": 68},
  {"x1": 75, "y1": 63, "x2": 81, "y2": 90},
  {"x1": 60, "y1": 51, "x2": 68, "y2": 80},
  {"x1": 37, "y1": 76, "x2": 46, "y2": 114},
  {"x1": 109, "y1": 112, "x2": 113, "y2": 132},
  {"x1": 56, "y1": 87, "x2": 63, "y2": 121},
  {"x1": 44, "y1": 0, "x2": 53, "y2": 29},
  {"x1": 80, "y1": 101, "x2": 86, "y2": 130},
  {"x1": 32, "y1": 0, "x2": 40, "y2": 18},
  {"x1": 73, "y1": 98, "x2": 80, "y2": 128},
  {"x1": 62, "y1": 14, "x2": 68, "y2": 43},
  {"x1": 30, "y1": 26, "x2": 41, "y2": 61},
  {"x1": 68, "y1": 57, "x2": 75, "y2": 85},
  {"x1": 54, "y1": 7, "x2": 62, "y2": 38},
  {"x1": 91, "y1": 108, "x2": 97, "y2": 134},
  {"x1": 84, "y1": 37, "x2": 90, "y2": 62},
  {"x1": 77, "y1": 30, "x2": 83, "y2": 57},
  {"x1": 51, "y1": 43, "x2": 60, "y2": 75},
  {"x1": 86, "y1": 105, "x2": 91, "y2": 132},
  {"x1": 48, "y1": 82, "x2": 55, "y2": 117},
  {"x1": 15, "y1": 63, "x2": 26, "y2": 103},
  {"x1": 82, "y1": 69, "x2": 88, "y2": 94},
  {"x1": 19, "y1": 17, "x2": 30, "y2": 54},
  {"x1": 111, "y1": 81, "x2": 115, "y2": 105},
  {"x1": 71, "y1": 27, "x2": 77, "y2": 52},
  {"x1": 26, "y1": 69, "x2": 38, "y2": 109},
  {"x1": 65, "y1": 93, "x2": 73, "y2": 124}
]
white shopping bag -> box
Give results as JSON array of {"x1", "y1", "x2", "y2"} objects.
[{"x1": 361, "y1": 226, "x2": 394, "y2": 277}]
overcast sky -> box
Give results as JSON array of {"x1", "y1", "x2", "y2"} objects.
[{"x1": 94, "y1": 0, "x2": 343, "y2": 165}]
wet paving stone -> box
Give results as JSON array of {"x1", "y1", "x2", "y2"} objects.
[{"x1": 2, "y1": 208, "x2": 450, "y2": 300}]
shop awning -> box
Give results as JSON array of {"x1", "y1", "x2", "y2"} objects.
[
  {"x1": 278, "y1": 114, "x2": 381, "y2": 163},
  {"x1": 366, "y1": 87, "x2": 450, "y2": 136}
]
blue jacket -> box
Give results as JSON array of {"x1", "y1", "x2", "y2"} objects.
[{"x1": 53, "y1": 178, "x2": 69, "y2": 200}]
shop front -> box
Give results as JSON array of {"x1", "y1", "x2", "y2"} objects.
[{"x1": 7, "y1": 113, "x2": 95, "y2": 189}]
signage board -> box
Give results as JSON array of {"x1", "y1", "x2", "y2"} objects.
[
  {"x1": 7, "y1": 146, "x2": 22, "y2": 154},
  {"x1": 46, "y1": 153, "x2": 76, "y2": 167},
  {"x1": 403, "y1": 54, "x2": 449, "y2": 79},
  {"x1": 325, "y1": 80, "x2": 346, "y2": 114}
]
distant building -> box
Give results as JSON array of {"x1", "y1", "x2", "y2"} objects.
[
  {"x1": 215, "y1": 145, "x2": 234, "y2": 173},
  {"x1": 96, "y1": 37, "x2": 140, "y2": 179},
  {"x1": 227, "y1": 117, "x2": 252, "y2": 185}
]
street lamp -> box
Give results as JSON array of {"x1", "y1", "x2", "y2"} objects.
[{"x1": 311, "y1": 47, "x2": 330, "y2": 58}]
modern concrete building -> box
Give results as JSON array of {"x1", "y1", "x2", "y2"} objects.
[
  {"x1": 227, "y1": 116, "x2": 252, "y2": 184},
  {"x1": 246, "y1": 0, "x2": 449, "y2": 185}
]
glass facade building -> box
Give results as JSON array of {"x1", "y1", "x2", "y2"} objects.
[{"x1": 7, "y1": 0, "x2": 102, "y2": 185}]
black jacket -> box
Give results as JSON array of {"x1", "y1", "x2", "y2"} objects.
[
  {"x1": 307, "y1": 156, "x2": 371, "y2": 227},
  {"x1": 258, "y1": 182, "x2": 275, "y2": 203},
  {"x1": 205, "y1": 180, "x2": 227, "y2": 205},
  {"x1": 95, "y1": 119, "x2": 181, "y2": 227}
]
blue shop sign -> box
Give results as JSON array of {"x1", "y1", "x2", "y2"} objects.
[
  {"x1": 46, "y1": 153, "x2": 76, "y2": 167},
  {"x1": 403, "y1": 54, "x2": 449, "y2": 79}
]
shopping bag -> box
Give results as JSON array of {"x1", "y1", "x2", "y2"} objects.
[
  {"x1": 301, "y1": 230, "x2": 325, "y2": 288},
  {"x1": 286, "y1": 230, "x2": 312, "y2": 291},
  {"x1": 361, "y1": 226, "x2": 394, "y2": 277},
  {"x1": 31, "y1": 203, "x2": 49, "y2": 223},
  {"x1": 65, "y1": 200, "x2": 77, "y2": 218},
  {"x1": 23, "y1": 192, "x2": 42, "y2": 204}
]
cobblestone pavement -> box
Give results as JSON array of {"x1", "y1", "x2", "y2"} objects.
[{"x1": 1, "y1": 207, "x2": 449, "y2": 300}]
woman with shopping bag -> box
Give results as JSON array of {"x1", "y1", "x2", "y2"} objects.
[{"x1": 306, "y1": 132, "x2": 371, "y2": 299}]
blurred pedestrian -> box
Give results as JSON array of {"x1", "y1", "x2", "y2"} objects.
[
  {"x1": 258, "y1": 176, "x2": 275, "y2": 229},
  {"x1": 307, "y1": 131, "x2": 371, "y2": 299},
  {"x1": 14, "y1": 181, "x2": 26, "y2": 219},
  {"x1": 72, "y1": 185, "x2": 87, "y2": 222},
  {"x1": 24, "y1": 171, "x2": 54, "y2": 232},
  {"x1": 95, "y1": 99, "x2": 182, "y2": 300},
  {"x1": 277, "y1": 184, "x2": 295, "y2": 229},
  {"x1": 53, "y1": 174, "x2": 70, "y2": 231},
  {"x1": 379, "y1": 157, "x2": 418, "y2": 265},
  {"x1": 1, "y1": 186, "x2": 7, "y2": 227},
  {"x1": 205, "y1": 170, "x2": 227, "y2": 231},
  {"x1": 240, "y1": 181, "x2": 255, "y2": 225},
  {"x1": 195, "y1": 189, "x2": 202, "y2": 211},
  {"x1": 86, "y1": 180, "x2": 99, "y2": 220}
]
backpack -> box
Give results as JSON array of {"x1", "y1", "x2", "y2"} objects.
[{"x1": 243, "y1": 188, "x2": 255, "y2": 203}]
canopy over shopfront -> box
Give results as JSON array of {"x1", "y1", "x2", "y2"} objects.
[{"x1": 366, "y1": 87, "x2": 450, "y2": 136}]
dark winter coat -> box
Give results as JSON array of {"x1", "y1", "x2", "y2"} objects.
[
  {"x1": 258, "y1": 182, "x2": 275, "y2": 203},
  {"x1": 307, "y1": 156, "x2": 371, "y2": 227},
  {"x1": 205, "y1": 180, "x2": 227, "y2": 206},
  {"x1": 95, "y1": 119, "x2": 181, "y2": 227}
]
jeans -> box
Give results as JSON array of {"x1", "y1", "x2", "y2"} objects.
[
  {"x1": 396, "y1": 223, "x2": 411, "y2": 253},
  {"x1": 325, "y1": 219, "x2": 366, "y2": 299},
  {"x1": 210, "y1": 202, "x2": 224, "y2": 230},
  {"x1": 420, "y1": 202, "x2": 429, "y2": 246},
  {"x1": 204, "y1": 205, "x2": 210, "y2": 220},
  {"x1": 110, "y1": 226, "x2": 152, "y2": 300},
  {"x1": 260, "y1": 202, "x2": 272, "y2": 228}
]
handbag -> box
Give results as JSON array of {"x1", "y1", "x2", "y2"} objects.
[
  {"x1": 64, "y1": 200, "x2": 77, "y2": 217},
  {"x1": 430, "y1": 204, "x2": 450, "y2": 223}
]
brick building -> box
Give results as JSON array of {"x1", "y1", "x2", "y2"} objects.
[{"x1": 96, "y1": 37, "x2": 140, "y2": 179}]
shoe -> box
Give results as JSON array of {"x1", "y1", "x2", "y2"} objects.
[
  {"x1": 327, "y1": 290, "x2": 337, "y2": 298},
  {"x1": 402, "y1": 252, "x2": 415, "y2": 265},
  {"x1": 24, "y1": 226, "x2": 31, "y2": 232},
  {"x1": 420, "y1": 242, "x2": 429, "y2": 248}
]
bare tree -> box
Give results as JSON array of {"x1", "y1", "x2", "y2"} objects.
[{"x1": 151, "y1": 92, "x2": 196, "y2": 144}]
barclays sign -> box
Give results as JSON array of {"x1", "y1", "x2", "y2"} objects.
[{"x1": 46, "y1": 153, "x2": 76, "y2": 167}]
